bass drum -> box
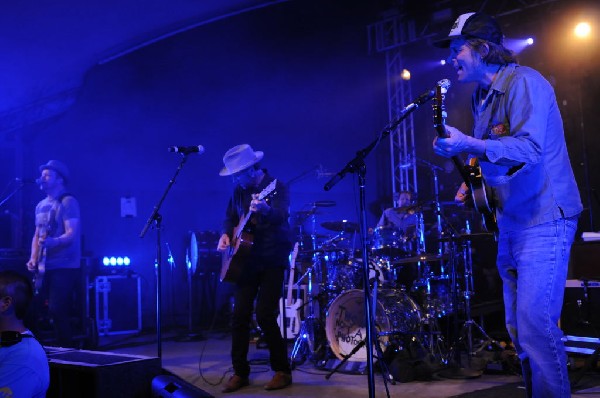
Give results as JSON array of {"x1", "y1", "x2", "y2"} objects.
[{"x1": 325, "y1": 289, "x2": 421, "y2": 362}]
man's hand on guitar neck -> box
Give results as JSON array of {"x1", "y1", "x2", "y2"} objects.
[
  {"x1": 250, "y1": 193, "x2": 271, "y2": 215},
  {"x1": 433, "y1": 124, "x2": 486, "y2": 158}
]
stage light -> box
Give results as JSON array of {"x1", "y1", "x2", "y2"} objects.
[
  {"x1": 574, "y1": 22, "x2": 591, "y2": 38},
  {"x1": 101, "y1": 256, "x2": 131, "y2": 267},
  {"x1": 401, "y1": 69, "x2": 411, "y2": 80},
  {"x1": 440, "y1": 59, "x2": 446, "y2": 66},
  {"x1": 526, "y1": 38, "x2": 534, "y2": 45}
]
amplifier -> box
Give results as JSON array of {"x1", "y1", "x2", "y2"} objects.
[
  {"x1": 561, "y1": 279, "x2": 600, "y2": 355},
  {"x1": 95, "y1": 275, "x2": 142, "y2": 335}
]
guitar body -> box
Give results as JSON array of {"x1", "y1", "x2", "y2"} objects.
[
  {"x1": 32, "y1": 248, "x2": 46, "y2": 295},
  {"x1": 433, "y1": 84, "x2": 498, "y2": 233},
  {"x1": 31, "y1": 226, "x2": 49, "y2": 295},
  {"x1": 278, "y1": 297, "x2": 303, "y2": 338},
  {"x1": 219, "y1": 179, "x2": 278, "y2": 283},
  {"x1": 221, "y1": 229, "x2": 253, "y2": 283}
]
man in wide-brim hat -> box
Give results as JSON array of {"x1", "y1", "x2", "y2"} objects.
[{"x1": 216, "y1": 144, "x2": 293, "y2": 392}]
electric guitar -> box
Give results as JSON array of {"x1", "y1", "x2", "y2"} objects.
[
  {"x1": 278, "y1": 242, "x2": 303, "y2": 338},
  {"x1": 220, "y1": 179, "x2": 278, "y2": 283},
  {"x1": 32, "y1": 226, "x2": 48, "y2": 295},
  {"x1": 433, "y1": 82, "x2": 498, "y2": 233}
]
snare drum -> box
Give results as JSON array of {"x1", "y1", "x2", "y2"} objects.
[{"x1": 325, "y1": 289, "x2": 421, "y2": 361}]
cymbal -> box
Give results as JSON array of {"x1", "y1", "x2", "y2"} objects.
[
  {"x1": 312, "y1": 200, "x2": 336, "y2": 207},
  {"x1": 393, "y1": 253, "x2": 447, "y2": 265},
  {"x1": 291, "y1": 209, "x2": 320, "y2": 218},
  {"x1": 437, "y1": 232, "x2": 495, "y2": 242},
  {"x1": 391, "y1": 202, "x2": 432, "y2": 214},
  {"x1": 321, "y1": 220, "x2": 359, "y2": 233}
]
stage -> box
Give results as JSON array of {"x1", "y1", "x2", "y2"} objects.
[{"x1": 58, "y1": 329, "x2": 596, "y2": 398}]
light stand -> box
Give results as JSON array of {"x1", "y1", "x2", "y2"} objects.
[{"x1": 140, "y1": 154, "x2": 192, "y2": 359}]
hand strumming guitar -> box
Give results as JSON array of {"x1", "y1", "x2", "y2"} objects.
[
  {"x1": 455, "y1": 182, "x2": 470, "y2": 204},
  {"x1": 217, "y1": 234, "x2": 230, "y2": 252}
]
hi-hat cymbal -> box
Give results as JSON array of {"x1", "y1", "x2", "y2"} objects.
[
  {"x1": 391, "y1": 202, "x2": 433, "y2": 214},
  {"x1": 393, "y1": 253, "x2": 447, "y2": 265},
  {"x1": 321, "y1": 220, "x2": 359, "y2": 233},
  {"x1": 437, "y1": 232, "x2": 495, "y2": 242}
]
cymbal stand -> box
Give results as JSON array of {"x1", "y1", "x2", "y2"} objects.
[
  {"x1": 290, "y1": 258, "x2": 319, "y2": 365},
  {"x1": 440, "y1": 226, "x2": 501, "y2": 378},
  {"x1": 460, "y1": 227, "x2": 502, "y2": 356}
]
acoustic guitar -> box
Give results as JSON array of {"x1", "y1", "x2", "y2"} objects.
[
  {"x1": 220, "y1": 179, "x2": 278, "y2": 283},
  {"x1": 433, "y1": 82, "x2": 498, "y2": 233},
  {"x1": 278, "y1": 242, "x2": 303, "y2": 338}
]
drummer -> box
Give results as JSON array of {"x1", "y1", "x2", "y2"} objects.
[
  {"x1": 374, "y1": 190, "x2": 419, "y2": 290},
  {"x1": 376, "y1": 190, "x2": 418, "y2": 234}
]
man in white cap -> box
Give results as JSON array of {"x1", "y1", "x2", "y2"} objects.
[
  {"x1": 26, "y1": 160, "x2": 81, "y2": 348},
  {"x1": 217, "y1": 144, "x2": 292, "y2": 392},
  {"x1": 433, "y1": 12, "x2": 582, "y2": 398}
]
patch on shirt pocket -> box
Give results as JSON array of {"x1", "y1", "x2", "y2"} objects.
[{"x1": 488, "y1": 123, "x2": 510, "y2": 139}]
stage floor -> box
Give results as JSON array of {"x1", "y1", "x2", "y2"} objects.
[{"x1": 96, "y1": 330, "x2": 600, "y2": 398}]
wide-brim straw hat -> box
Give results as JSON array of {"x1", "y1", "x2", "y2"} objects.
[{"x1": 219, "y1": 144, "x2": 264, "y2": 176}]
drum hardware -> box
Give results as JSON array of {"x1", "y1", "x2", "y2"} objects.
[
  {"x1": 320, "y1": 220, "x2": 360, "y2": 233},
  {"x1": 438, "y1": 224, "x2": 503, "y2": 379},
  {"x1": 324, "y1": 280, "x2": 400, "y2": 393},
  {"x1": 290, "y1": 258, "x2": 327, "y2": 366}
]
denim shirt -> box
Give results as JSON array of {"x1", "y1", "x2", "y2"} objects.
[{"x1": 472, "y1": 63, "x2": 582, "y2": 231}]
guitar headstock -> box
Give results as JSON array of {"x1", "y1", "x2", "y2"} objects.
[
  {"x1": 433, "y1": 82, "x2": 449, "y2": 138},
  {"x1": 290, "y1": 242, "x2": 299, "y2": 266}
]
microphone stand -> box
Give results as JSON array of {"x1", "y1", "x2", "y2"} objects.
[
  {"x1": 140, "y1": 154, "x2": 191, "y2": 360},
  {"x1": 324, "y1": 97, "x2": 429, "y2": 398}
]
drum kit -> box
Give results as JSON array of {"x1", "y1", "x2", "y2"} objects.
[{"x1": 288, "y1": 198, "x2": 494, "y2": 370}]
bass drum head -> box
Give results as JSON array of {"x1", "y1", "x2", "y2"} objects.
[
  {"x1": 325, "y1": 289, "x2": 422, "y2": 362},
  {"x1": 325, "y1": 289, "x2": 389, "y2": 362}
]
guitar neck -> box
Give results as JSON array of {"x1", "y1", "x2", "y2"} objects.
[
  {"x1": 286, "y1": 242, "x2": 299, "y2": 305},
  {"x1": 434, "y1": 118, "x2": 471, "y2": 185}
]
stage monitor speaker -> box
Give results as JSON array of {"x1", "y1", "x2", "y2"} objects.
[
  {"x1": 46, "y1": 347, "x2": 161, "y2": 398},
  {"x1": 151, "y1": 374, "x2": 214, "y2": 398}
]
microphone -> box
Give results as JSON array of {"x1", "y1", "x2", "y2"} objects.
[
  {"x1": 167, "y1": 145, "x2": 205, "y2": 155},
  {"x1": 14, "y1": 178, "x2": 38, "y2": 184}
]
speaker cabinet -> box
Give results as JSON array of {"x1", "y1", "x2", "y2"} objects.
[{"x1": 47, "y1": 347, "x2": 161, "y2": 398}]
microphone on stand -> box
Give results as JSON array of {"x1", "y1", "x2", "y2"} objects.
[
  {"x1": 167, "y1": 145, "x2": 205, "y2": 155},
  {"x1": 14, "y1": 177, "x2": 39, "y2": 184}
]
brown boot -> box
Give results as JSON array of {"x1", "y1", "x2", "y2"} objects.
[
  {"x1": 222, "y1": 374, "x2": 249, "y2": 393},
  {"x1": 264, "y1": 371, "x2": 292, "y2": 390}
]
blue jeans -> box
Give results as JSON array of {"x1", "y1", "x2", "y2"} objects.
[{"x1": 497, "y1": 216, "x2": 577, "y2": 398}]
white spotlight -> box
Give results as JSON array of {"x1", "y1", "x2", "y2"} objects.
[{"x1": 526, "y1": 38, "x2": 534, "y2": 45}]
